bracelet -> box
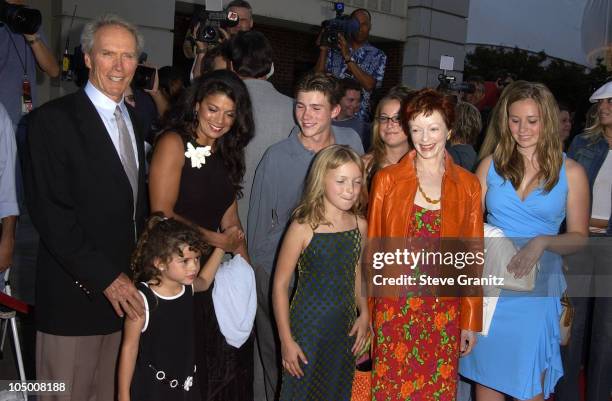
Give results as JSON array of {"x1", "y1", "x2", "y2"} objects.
[
  {"x1": 27, "y1": 36, "x2": 40, "y2": 45},
  {"x1": 344, "y1": 57, "x2": 352, "y2": 64}
]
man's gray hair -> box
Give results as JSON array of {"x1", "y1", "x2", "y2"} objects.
[{"x1": 80, "y1": 14, "x2": 144, "y2": 55}]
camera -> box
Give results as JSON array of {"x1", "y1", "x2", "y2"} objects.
[
  {"x1": 320, "y1": 2, "x2": 359, "y2": 49},
  {"x1": 437, "y1": 55, "x2": 475, "y2": 95},
  {"x1": 131, "y1": 53, "x2": 156, "y2": 91},
  {"x1": 437, "y1": 74, "x2": 475, "y2": 94},
  {"x1": 192, "y1": 5, "x2": 239, "y2": 43},
  {"x1": 0, "y1": 0, "x2": 41, "y2": 35},
  {"x1": 133, "y1": 65, "x2": 156, "y2": 91}
]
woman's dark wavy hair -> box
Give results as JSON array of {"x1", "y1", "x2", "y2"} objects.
[
  {"x1": 162, "y1": 69, "x2": 254, "y2": 197},
  {"x1": 131, "y1": 213, "x2": 208, "y2": 286}
]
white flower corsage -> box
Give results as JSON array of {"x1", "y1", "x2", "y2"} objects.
[{"x1": 184, "y1": 142, "x2": 212, "y2": 169}]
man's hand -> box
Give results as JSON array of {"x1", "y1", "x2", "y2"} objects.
[
  {"x1": 0, "y1": 216, "x2": 17, "y2": 273},
  {"x1": 218, "y1": 27, "x2": 230, "y2": 42},
  {"x1": 220, "y1": 225, "x2": 245, "y2": 253},
  {"x1": 103, "y1": 273, "x2": 145, "y2": 320},
  {"x1": 0, "y1": 238, "x2": 14, "y2": 272},
  {"x1": 337, "y1": 33, "x2": 351, "y2": 61},
  {"x1": 23, "y1": 33, "x2": 39, "y2": 43},
  {"x1": 459, "y1": 329, "x2": 477, "y2": 356},
  {"x1": 316, "y1": 29, "x2": 329, "y2": 51},
  {"x1": 315, "y1": 29, "x2": 330, "y2": 73}
]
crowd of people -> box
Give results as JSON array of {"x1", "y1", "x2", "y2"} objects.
[{"x1": 0, "y1": 1, "x2": 611, "y2": 401}]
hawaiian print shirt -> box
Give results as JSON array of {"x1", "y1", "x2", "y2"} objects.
[{"x1": 326, "y1": 42, "x2": 386, "y2": 122}]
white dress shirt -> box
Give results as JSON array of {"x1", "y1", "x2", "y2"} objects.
[{"x1": 84, "y1": 81, "x2": 139, "y2": 168}]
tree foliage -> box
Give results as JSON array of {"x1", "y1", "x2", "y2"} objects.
[{"x1": 465, "y1": 46, "x2": 609, "y2": 127}]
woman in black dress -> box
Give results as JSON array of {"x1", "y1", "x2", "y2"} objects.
[{"x1": 148, "y1": 69, "x2": 254, "y2": 401}]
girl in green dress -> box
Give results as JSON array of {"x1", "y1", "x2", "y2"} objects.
[{"x1": 272, "y1": 145, "x2": 370, "y2": 401}]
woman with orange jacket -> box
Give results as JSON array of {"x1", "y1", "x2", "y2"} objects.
[{"x1": 368, "y1": 89, "x2": 483, "y2": 401}]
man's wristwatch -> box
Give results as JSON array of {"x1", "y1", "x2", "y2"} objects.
[
  {"x1": 344, "y1": 56, "x2": 353, "y2": 64},
  {"x1": 27, "y1": 35, "x2": 40, "y2": 45}
]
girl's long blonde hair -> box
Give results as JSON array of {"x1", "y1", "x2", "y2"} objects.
[
  {"x1": 582, "y1": 102, "x2": 607, "y2": 142},
  {"x1": 491, "y1": 80, "x2": 563, "y2": 193},
  {"x1": 293, "y1": 145, "x2": 365, "y2": 228}
]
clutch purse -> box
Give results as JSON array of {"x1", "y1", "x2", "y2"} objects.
[
  {"x1": 560, "y1": 292, "x2": 574, "y2": 346},
  {"x1": 484, "y1": 223, "x2": 538, "y2": 292},
  {"x1": 351, "y1": 361, "x2": 371, "y2": 401},
  {"x1": 351, "y1": 338, "x2": 372, "y2": 401}
]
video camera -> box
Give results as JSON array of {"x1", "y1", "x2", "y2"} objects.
[
  {"x1": 192, "y1": 5, "x2": 239, "y2": 43},
  {"x1": 437, "y1": 74, "x2": 475, "y2": 94},
  {"x1": 0, "y1": 0, "x2": 41, "y2": 35},
  {"x1": 320, "y1": 2, "x2": 359, "y2": 49},
  {"x1": 437, "y1": 55, "x2": 475, "y2": 95}
]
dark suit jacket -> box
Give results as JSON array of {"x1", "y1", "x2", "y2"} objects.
[{"x1": 23, "y1": 89, "x2": 148, "y2": 335}]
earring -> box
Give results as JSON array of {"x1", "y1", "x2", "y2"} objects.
[{"x1": 193, "y1": 109, "x2": 198, "y2": 119}]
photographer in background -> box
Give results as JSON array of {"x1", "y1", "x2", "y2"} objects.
[
  {"x1": 225, "y1": 0, "x2": 253, "y2": 35},
  {"x1": 0, "y1": 0, "x2": 59, "y2": 128},
  {"x1": 1, "y1": 1, "x2": 59, "y2": 378},
  {"x1": 189, "y1": 0, "x2": 253, "y2": 80},
  {"x1": 315, "y1": 7, "x2": 386, "y2": 122}
]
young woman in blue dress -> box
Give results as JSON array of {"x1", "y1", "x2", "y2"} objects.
[{"x1": 459, "y1": 81, "x2": 589, "y2": 401}]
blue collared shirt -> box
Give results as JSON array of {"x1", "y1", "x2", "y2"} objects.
[
  {"x1": 0, "y1": 102, "x2": 19, "y2": 219},
  {"x1": 326, "y1": 42, "x2": 387, "y2": 121},
  {"x1": 0, "y1": 24, "x2": 44, "y2": 128},
  {"x1": 84, "y1": 82, "x2": 139, "y2": 168},
  {"x1": 247, "y1": 125, "x2": 364, "y2": 275}
]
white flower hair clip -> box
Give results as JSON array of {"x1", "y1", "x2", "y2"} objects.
[{"x1": 184, "y1": 142, "x2": 212, "y2": 169}]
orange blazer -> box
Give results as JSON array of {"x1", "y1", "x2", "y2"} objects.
[{"x1": 368, "y1": 150, "x2": 483, "y2": 332}]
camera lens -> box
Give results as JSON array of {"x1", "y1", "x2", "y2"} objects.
[
  {"x1": 203, "y1": 26, "x2": 217, "y2": 42},
  {"x1": 0, "y1": 3, "x2": 42, "y2": 35}
]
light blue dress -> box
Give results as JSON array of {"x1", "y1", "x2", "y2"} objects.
[{"x1": 459, "y1": 159, "x2": 567, "y2": 400}]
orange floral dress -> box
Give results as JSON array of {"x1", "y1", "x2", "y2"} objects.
[{"x1": 371, "y1": 206, "x2": 460, "y2": 401}]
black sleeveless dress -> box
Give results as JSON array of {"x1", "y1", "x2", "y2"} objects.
[
  {"x1": 131, "y1": 283, "x2": 197, "y2": 401},
  {"x1": 173, "y1": 136, "x2": 254, "y2": 401}
]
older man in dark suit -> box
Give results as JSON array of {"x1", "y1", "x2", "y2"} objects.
[{"x1": 23, "y1": 14, "x2": 147, "y2": 401}]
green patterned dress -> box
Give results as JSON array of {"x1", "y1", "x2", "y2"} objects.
[{"x1": 279, "y1": 227, "x2": 362, "y2": 401}]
